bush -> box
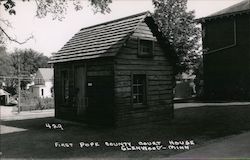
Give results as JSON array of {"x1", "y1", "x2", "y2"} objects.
[
  {"x1": 36, "y1": 97, "x2": 54, "y2": 110},
  {"x1": 19, "y1": 90, "x2": 54, "y2": 111}
]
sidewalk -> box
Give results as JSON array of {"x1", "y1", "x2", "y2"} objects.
[
  {"x1": 168, "y1": 131, "x2": 250, "y2": 159},
  {"x1": 174, "y1": 102, "x2": 250, "y2": 109},
  {"x1": 0, "y1": 105, "x2": 54, "y2": 121}
]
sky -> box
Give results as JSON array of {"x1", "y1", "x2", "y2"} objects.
[{"x1": 0, "y1": 0, "x2": 242, "y2": 57}]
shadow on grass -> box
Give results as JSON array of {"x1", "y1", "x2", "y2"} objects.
[{"x1": 1, "y1": 104, "x2": 250, "y2": 158}]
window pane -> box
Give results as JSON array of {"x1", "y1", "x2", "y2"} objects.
[
  {"x1": 138, "y1": 95, "x2": 143, "y2": 103},
  {"x1": 138, "y1": 86, "x2": 143, "y2": 93},
  {"x1": 133, "y1": 76, "x2": 139, "y2": 83},
  {"x1": 133, "y1": 86, "x2": 138, "y2": 94},
  {"x1": 133, "y1": 95, "x2": 138, "y2": 103},
  {"x1": 132, "y1": 74, "x2": 146, "y2": 105},
  {"x1": 142, "y1": 46, "x2": 151, "y2": 53},
  {"x1": 139, "y1": 39, "x2": 153, "y2": 57}
]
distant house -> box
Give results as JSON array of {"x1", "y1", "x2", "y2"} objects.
[
  {"x1": 0, "y1": 89, "x2": 10, "y2": 105},
  {"x1": 49, "y1": 12, "x2": 177, "y2": 127},
  {"x1": 30, "y1": 68, "x2": 54, "y2": 98},
  {"x1": 199, "y1": 0, "x2": 250, "y2": 100},
  {"x1": 174, "y1": 71, "x2": 196, "y2": 99}
]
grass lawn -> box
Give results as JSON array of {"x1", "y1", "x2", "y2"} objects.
[{"x1": 1, "y1": 104, "x2": 250, "y2": 159}]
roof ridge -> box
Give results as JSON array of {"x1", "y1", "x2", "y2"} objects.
[
  {"x1": 210, "y1": 0, "x2": 250, "y2": 16},
  {"x1": 38, "y1": 68, "x2": 53, "y2": 81},
  {"x1": 49, "y1": 11, "x2": 156, "y2": 63},
  {"x1": 129, "y1": 12, "x2": 151, "y2": 38},
  {"x1": 198, "y1": 0, "x2": 250, "y2": 21},
  {"x1": 39, "y1": 68, "x2": 53, "y2": 70},
  {"x1": 109, "y1": 12, "x2": 151, "y2": 55},
  {"x1": 80, "y1": 11, "x2": 150, "y2": 31}
]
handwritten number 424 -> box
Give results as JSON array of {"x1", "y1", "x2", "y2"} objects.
[{"x1": 45, "y1": 123, "x2": 64, "y2": 130}]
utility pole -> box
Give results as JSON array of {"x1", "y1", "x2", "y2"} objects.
[{"x1": 18, "y1": 53, "x2": 21, "y2": 113}]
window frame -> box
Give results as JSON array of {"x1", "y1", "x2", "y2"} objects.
[
  {"x1": 137, "y1": 38, "x2": 154, "y2": 58},
  {"x1": 35, "y1": 78, "x2": 44, "y2": 85},
  {"x1": 131, "y1": 73, "x2": 148, "y2": 108}
]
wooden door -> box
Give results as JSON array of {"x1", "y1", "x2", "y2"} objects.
[
  {"x1": 74, "y1": 65, "x2": 86, "y2": 116},
  {"x1": 86, "y1": 76, "x2": 114, "y2": 125}
]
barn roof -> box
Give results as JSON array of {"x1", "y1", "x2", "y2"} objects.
[
  {"x1": 38, "y1": 68, "x2": 54, "y2": 81},
  {"x1": 0, "y1": 89, "x2": 10, "y2": 96},
  {"x1": 198, "y1": 0, "x2": 250, "y2": 21},
  {"x1": 49, "y1": 11, "x2": 152, "y2": 63}
]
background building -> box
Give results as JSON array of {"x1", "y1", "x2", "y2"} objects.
[
  {"x1": 30, "y1": 68, "x2": 54, "y2": 98},
  {"x1": 199, "y1": 0, "x2": 250, "y2": 100}
]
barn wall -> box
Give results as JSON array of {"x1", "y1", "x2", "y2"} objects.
[
  {"x1": 203, "y1": 14, "x2": 250, "y2": 100},
  {"x1": 114, "y1": 22, "x2": 174, "y2": 126},
  {"x1": 54, "y1": 58, "x2": 114, "y2": 122}
]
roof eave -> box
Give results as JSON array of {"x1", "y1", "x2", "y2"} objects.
[
  {"x1": 49, "y1": 11, "x2": 152, "y2": 64},
  {"x1": 48, "y1": 53, "x2": 116, "y2": 64},
  {"x1": 197, "y1": 9, "x2": 250, "y2": 23}
]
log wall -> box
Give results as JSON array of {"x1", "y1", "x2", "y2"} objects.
[{"x1": 114, "y1": 22, "x2": 174, "y2": 126}]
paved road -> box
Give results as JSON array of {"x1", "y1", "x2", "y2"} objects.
[
  {"x1": 168, "y1": 131, "x2": 250, "y2": 159},
  {"x1": 174, "y1": 102, "x2": 250, "y2": 109},
  {"x1": 0, "y1": 105, "x2": 54, "y2": 121}
]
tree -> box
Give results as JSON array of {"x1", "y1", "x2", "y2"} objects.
[
  {"x1": 0, "y1": 46, "x2": 17, "y2": 94},
  {"x1": 1, "y1": 0, "x2": 202, "y2": 73},
  {"x1": 153, "y1": 0, "x2": 201, "y2": 74},
  {"x1": 11, "y1": 49, "x2": 50, "y2": 75},
  {"x1": 0, "y1": 48, "x2": 50, "y2": 94},
  {"x1": 0, "y1": 0, "x2": 112, "y2": 44},
  {"x1": 0, "y1": 46, "x2": 15, "y2": 89},
  {"x1": 10, "y1": 49, "x2": 50, "y2": 90},
  {"x1": 0, "y1": 46, "x2": 14, "y2": 76}
]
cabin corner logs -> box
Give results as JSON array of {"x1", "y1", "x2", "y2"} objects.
[{"x1": 50, "y1": 12, "x2": 175, "y2": 127}]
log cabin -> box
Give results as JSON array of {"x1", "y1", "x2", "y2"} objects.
[
  {"x1": 49, "y1": 11, "x2": 177, "y2": 127},
  {"x1": 199, "y1": 0, "x2": 250, "y2": 100}
]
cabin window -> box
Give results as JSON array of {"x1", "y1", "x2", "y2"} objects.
[
  {"x1": 132, "y1": 74, "x2": 147, "y2": 106},
  {"x1": 35, "y1": 78, "x2": 44, "y2": 85},
  {"x1": 138, "y1": 39, "x2": 154, "y2": 57},
  {"x1": 51, "y1": 87, "x2": 54, "y2": 97},
  {"x1": 61, "y1": 70, "x2": 69, "y2": 102}
]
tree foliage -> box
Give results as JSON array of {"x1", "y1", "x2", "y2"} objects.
[
  {"x1": 0, "y1": 0, "x2": 112, "y2": 44},
  {"x1": 10, "y1": 49, "x2": 50, "y2": 75},
  {"x1": 10, "y1": 49, "x2": 50, "y2": 90},
  {"x1": 0, "y1": 48, "x2": 50, "y2": 94},
  {"x1": 1, "y1": 0, "x2": 112, "y2": 20},
  {"x1": 1, "y1": 0, "x2": 202, "y2": 74},
  {"x1": 153, "y1": 0, "x2": 201, "y2": 73},
  {"x1": 0, "y1": 46, "x2": 14, "y2": 77}
]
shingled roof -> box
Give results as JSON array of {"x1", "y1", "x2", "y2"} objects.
[
  {"x1": 0, "y1": 89, "x2": 10, "y2": 96},
  {"x1": 49, "y1": 11, "x2": 151, "y2": 63},
  {"x1": 199, "y1": 0, "x2": 250, "y2": 21},
  {"x1": 37, "y1": 68, "x2": 54, "y2": 81}
]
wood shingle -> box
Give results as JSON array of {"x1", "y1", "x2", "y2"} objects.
[{"x1": 49, "y1": 11, "x2": 151, "y2": 63}]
